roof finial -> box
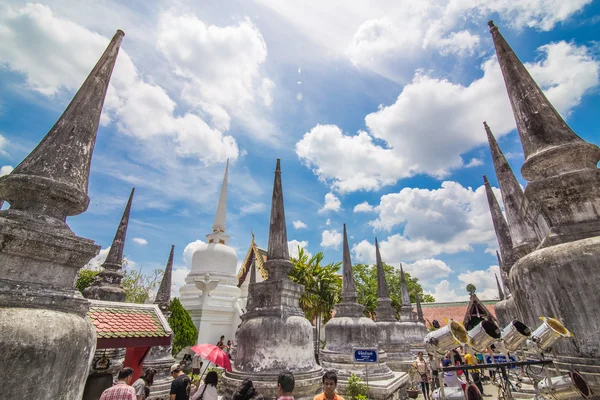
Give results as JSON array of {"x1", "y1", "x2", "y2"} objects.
[
  {"x1": 484, "y1": 123, "x2": 539, "y2": 258},
  {"x1": 375, "y1": 238, "x2": 390, "y2": 299},
  {"x1": 488, "y1": 22, "x2": 600, "y2": 181},
  {"x1": 0, "y1": 30, "x2": 125, "y2": 221},
  {"x1": 264, "y1": 158, "x2": 292, "y2": 280},
  {"x1": 83, "y1": 187, "x2": 134, "y2": 302},
  {"x1": 155, "y1": 245, "x2": 175, "y2": 314}
]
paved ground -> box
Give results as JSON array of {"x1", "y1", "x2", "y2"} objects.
[{"x1": 415, "y1": 383, "x2": 502, "y2": 400}]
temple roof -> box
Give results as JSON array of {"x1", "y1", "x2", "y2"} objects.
[
  {"x1": 420, "y1": 300, "x2": 498, "y2": 330},
  {"x1": 237, "y1": 237, "x2": 268, "y2": 286},
  {"x1": 87, "y1": 300, "x2": 172, "y2": 349}
]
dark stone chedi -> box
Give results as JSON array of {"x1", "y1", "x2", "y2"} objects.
[
  {"x1": 488, "y1": 21, "x2": 600, "y2": 390},
  {"x1": 221, "y1": 159, "x2": 322, "y2": 400},
  {"x1": 0, "y1": 30, "x2": 124, "y2": 399},
  {"x1": 84, "y1": 187, "x2": 135, "y2": 302}
]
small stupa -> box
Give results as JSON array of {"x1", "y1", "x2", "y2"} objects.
[
  {"x1": 144, "y1": 245, "x2": 177, "y2": 399},
  {"x1": 321, "y1": 226, "x2": 406, "y2": 399},
  {"x1": 0, "y1": 30, "x2": 124, "y2": 399},
  {"x1": 221, "y1": 159, "x2": 322, "y2": 400},
  {"x1": 374, "y1": 239, "x2": 428, "y2": 372}
]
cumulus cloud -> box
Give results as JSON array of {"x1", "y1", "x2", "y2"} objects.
[
  {"x1": 297, "y1": 42, "x2": 599, "y2": 192},
  {"x1": 0, "y1": 165, "x2": 14, "y2": 176},
  {"x1": 353, "y1": 202, "x2": 374, "y2": 213},
  {"x1": 156, "y1": 11, "x2": 275, "y2": 140},
  {"x1": 293, "y1": 220, "x2": 308, "y2": 229},
  {"x1": 172, "y1": 265, "x2": 190, "y2": 298},
  {"x1": 426, "y1": 280, "x2": 469, "y2": 303},
  {"x1": 0, "y1": 4, "x2": 239, "y2": 166},
  {"x1": 86, "y1": 247, "x2": 112, "y2": 270},
  {"x1": 326, "y1": 219, "x2": 331, "y2": 226},
  {"x1": 319, "y1": 192, "x2": 342, "y2": 213},
  {"x1": 132, "y1": 237, "x2": 148, "y2": 245},
  {"x1": 183, "y1": 239, "x2": 206, "y2": 267},
  {"x1": 458, "y1": 264, "x2": 502, "y2": 301},
  {"x1": 288, "y1": 239, "x2": 310, "y2": 258},
  {"x1": 321, "y1": 229, "x2": 343, "y2": 249}
]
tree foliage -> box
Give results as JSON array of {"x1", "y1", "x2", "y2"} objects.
[
  {"x1": 121, "y1": 264, "x2": 163, "y2": 304},
  {"x1": 75, "y1": 268, "x2": 100, "y2": 293},
  {"x1": 353, "y1": 263, "x2": 434, "y2": 319},
  {"x1": 169, "y1": 297, "x2": 198, "y2": 356}
]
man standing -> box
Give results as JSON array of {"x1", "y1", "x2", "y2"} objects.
[
  {"x1": 99, "y1": 367, "x2": 137, "y2": 400},
  {"x1": 277, "y1": 371, "x2": 295, "y2": 400},
  {"x1": 313, "y1": 371, "x2": 344, "y2": 400},
  {"x1": 464, "y1": 353, "x2": 487, "y2": 396},
  {"x1": 170, "y1": 363, "x2": 191, "y2": 400}
]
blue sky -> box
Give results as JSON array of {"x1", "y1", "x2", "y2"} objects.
[{"x1": 1, "y1": 0, "x2": 599, "y2": 301}]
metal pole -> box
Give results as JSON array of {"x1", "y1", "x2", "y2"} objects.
[
  {"x1": 365, "y1": 363, "x2": 370, "y2": 400},
  {"x1": 437, "y1": 354, "x2": 445, "y2": 400}
]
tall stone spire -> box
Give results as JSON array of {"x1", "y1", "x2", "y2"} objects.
[
  {"x1": 375, "y1": 238, "x2": 396, "y2": 322},
  {"x1": 399, "y1": 264, "x2": 415, "y2": 320},
  {"x1": 415, "y1": 291, "x2": 425, "y2": 324},
  {"x1": 155, "y1": 245, "x2": 175, "y2": 315},
  {"x1": 488, "y1": 21, "x2": 600, "y2": 181},
  {"x1": 341, "y1": 224, "x2": 358, "y2": 302},
  {"x1": 483, "y1": 174, "x2": 516, "y2": 269},
  {"x1": 264, "y1": 159, "x2": 292, "y2": 281},
  {"x1": 495, "y1": 273, "x2": 505, "y2": 301},
  {"x1": 0, "y1": 30, "x2": 125, "y2": 221},
  {"x1": 484, "y1": 122, "x2": 539, "y2": 258},
  {"x1": 84, "y1": 188, "x2": 135, "y2": 302},
  {"x1": 206, "y1": 160, "x2": 230, "y2": 245},
  {"x1": 496, "y1": 250, "x2": 510, "y2": 296}
]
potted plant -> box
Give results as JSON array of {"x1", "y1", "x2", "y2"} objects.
[{"x1": 407, "y1": 366, "x2": 421, "y2": 399}]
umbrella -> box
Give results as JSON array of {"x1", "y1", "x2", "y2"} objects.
[{"x1": 190, "y1": 343, "x2": 232, "y2": 372}]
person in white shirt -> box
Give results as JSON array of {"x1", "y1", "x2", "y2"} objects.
[{"x1": 191, "y1": 371, "x2": 219, "y2": 400}]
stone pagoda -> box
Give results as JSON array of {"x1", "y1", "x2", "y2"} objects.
[
  {"x1": 489, "y1": 21, "x2": 600, "y2": 389},
  {"x1": 145, "y1": 245, "x2": 177, "y2": 399},
  {"x1": 180, "y1": 160, "x2": 243, "y2": 346},
  {"x1": 84, "y1": 187, "x2": 135, "y2": 301},
  {"x1": 0, "y1": 30, "x2": 124, "y2": 399},
  {"x1": 322, "y1": 227, "x2": 406, "y2": 399},
  {"x1": 83, "y1": 187, "x2": 135, "y2": 386},
  {"x1": 221, "y1": 159, "x2": 322, "y2": 400},
  {"x1": 374, "y1": 239, "x2": 427, "y2": 372}
]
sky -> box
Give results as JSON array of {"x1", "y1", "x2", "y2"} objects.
[{"x1": 1, "y1": 0, "x2": 599, "y2": 302}]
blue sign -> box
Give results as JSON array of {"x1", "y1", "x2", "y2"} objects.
[
  {"x1": 484, "y1": 354, "x2": 517, "y2": 369},
  {"x1": 353, "y1": 349, "x2": 378, "y2": 363}
]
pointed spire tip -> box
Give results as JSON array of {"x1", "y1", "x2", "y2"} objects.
[
  {"x1": 276, "y1": 158, "x2": 281, "y2": 172},
  {"x1": 116, "y1": 29, "x2": 125, "y2": 37},
  {"x1": 488, "y1": 20, "x2": 496, "y2": 29},
  {"x1": 483, "y1": 175, "x2": 489, "y2": 184}
]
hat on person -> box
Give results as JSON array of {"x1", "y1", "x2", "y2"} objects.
[{"x1": 170, "y1": 363, "x2": 181, "y2": 373}]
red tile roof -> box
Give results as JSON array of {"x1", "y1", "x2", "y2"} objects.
[
  {"x1": 87, "y1": 300, "x2": 172, "y2": 349},
  {"x1": 420, "y1": 300, "x2": 497, "y2": 329}
]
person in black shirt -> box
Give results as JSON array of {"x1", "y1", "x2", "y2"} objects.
[{"x1": 170, "y1": 363, "x2": 191, "y2": 400}]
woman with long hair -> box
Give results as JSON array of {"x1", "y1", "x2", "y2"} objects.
[
  {"x1": 132, "y1": 368, "x2": 156, "y2": 400},
  {"x1": 233, "y1": 379, "x2": 264, "y2": 400},
  {"x1": 413, "y1": 351, "x2": 431, "y2": 400},
  {"x1": 191, "y1": 371, "x2": 219, "y2": 400}
]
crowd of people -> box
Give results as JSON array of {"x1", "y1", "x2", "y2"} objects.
[
  {"x1": 98, "y1": 366, "x2": 344, "y2": 400},
  {"x1": 412, "y1": 347, "x2": 493, "y2": 400}
]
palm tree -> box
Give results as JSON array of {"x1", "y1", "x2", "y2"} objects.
[{"x1": 289, "y1": 247, "x2": 342, "y2": 357}]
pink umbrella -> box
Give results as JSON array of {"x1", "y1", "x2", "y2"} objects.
[{"x1": 190, "y1": 343, "x2": 232, "y2": 372}]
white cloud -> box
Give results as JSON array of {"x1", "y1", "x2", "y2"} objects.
[
  {"x1": 326, "y1": 219, "x2": 331, "y2": 226},
  {"x1": 240, "y1": 202, "x2": 266, "y2": 215},
  {"x1": 0, "y1": 165, "x2": 14, "y2": 176},
  {"x1": 86, "y1": 247, "x2": 111, "y2": 270},
  {"x1": 427, "y1": 280, "x2": 469, "y2": 303},
  {"x1": 436, "y1": 30, "x2": 480, "y2": 56},
  {"x1": 353, "y1": 201, "x2": 374, "y2": 213},
  {"x1": 156, "y1": 11, "x2": 276, "y2": 140},
  {"x1": 293, "y1": 220, "x2": 308, "y2": 229},
  {"x1": 0, "y1": 4, "x2": 239, "y2": 166},
  {"x1": 172, "y1": 265, "x2": 190, "y2": 298},
  {"x1": 288, "y1": 239, "x2": 310, "y2": 258},
  {"x1": 321, "y1": 229, "x2": 342, "y2": 249},
  {"x1": 132, "y1": 237, "x2": 148, "y2": 246},
  {"x1": 183, "y1": 239, "x2": 206, "y2": 267},
  {"x1": 458, "y1": 264, "x2": 502, "y2": 301},
  {"x1": 297, "y1": 42, "x2": 599, "y2": 192},
  {"x1": 464, "y1": 158, "x2": 484, "y2": 168},
  {"x1": 319, "y1": 192, "x2": 342, "y2": 213}
]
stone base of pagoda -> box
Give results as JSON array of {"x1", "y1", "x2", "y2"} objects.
[{"x1": 145, "y1": 344, "x2": 175, "y2": 400}]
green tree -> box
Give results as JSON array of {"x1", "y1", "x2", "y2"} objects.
[
  {"x1": 75, "y1": 269, "x2": 100, "y2": 293},
  {"x1": 466, "y1": 283, "x2": 476, "y2": 295},
  {"x1": 121, "y1": 264, "x2": 163, "y2": 304},
  {"x1": 169, "y1": 297, "x2": 198, "y2": 356},
  {"x1": 353, "y1": 263, "x2": 434, "y2": 319},
  {"x1": 289, "y1": 247, "x2": 342, "y2": 354}
]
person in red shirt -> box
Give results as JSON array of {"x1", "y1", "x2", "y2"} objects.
[
  {"x1": 313, "y1": 371, "x2": 344, "y2": 400},
  {"x1": 99, "y1": 367, "x2": 137, "y2": 400}
]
